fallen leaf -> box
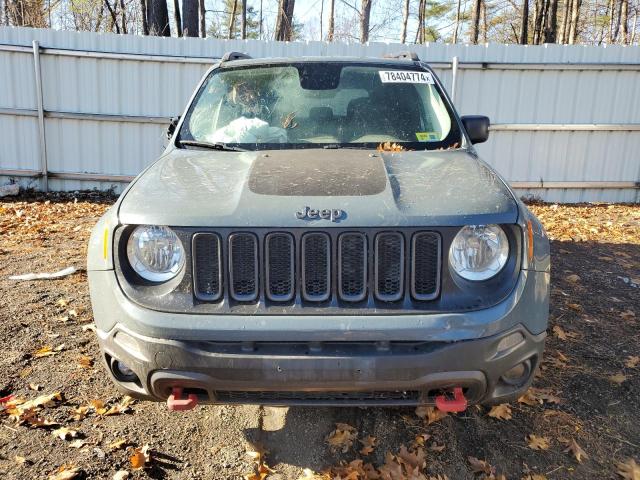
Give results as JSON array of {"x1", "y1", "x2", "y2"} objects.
[
  {"x1": 560, "y1": 437, "x2": 588, "y2": 463},
  {"x1": 15, "y1": 455, "x2": 27, "y2": 465},
  {"x1": 609, "y1": 373, "x2": 628, "y2": 384},
  {"x1": 28, "y1": 383, "x2": 42, "y2": 391},
  {"x1": 527, "y1": 434, "x2": 550, "y2": 450},
  {"x1": 616, "y1": 458, "x2": 640, "y2": 480},
  {"x1": 468, "y1": 456, "x2": 494, "y2": 475},
  {"x1": 625, "y1": 356, "x2": 640, "y2": 368},
  {"x1": 109, "y1": 439, "x2": 128, "y2": 450},
  {"x1": 48, "y1": 466, "x2": 82, "y2": 480},
  {"x1": 522, "y1": 475, "x2": 547, "y2": 480},
  {"x1": 33, "y1": 346, "x2": 57, "y2": 358},
  {"x1": 565, "y1": 274, "x2": 580, "y2": 283},
  {"x1": 78, "y1": 355, "x2": 93, "y2": 369},
  {"x1": 488, "y1": 403, "x2": 512, "y2": 420},
  {"x1": 113, "y1": 471, "x2": 130, "y2": 480},
  {"x1": 327, "y1": 423, "x2": 358, "y2": 453},
  {"x1": 567, "y1": 303, "x2": 582, "y2": 312},
  {"x1": 81, "y1": 324, "x2": 97, "y2": 333},
  {"x1": 359, "y1": 435, "x2": 377, "y2": 456},
  {"x1": 518, "y1": 389, "x2": 541, "y2": 406},
  {"x1": 430, "y1": 443, "x2": 445, "y2": 453},
  {"x1": 69, "y1": 439, "x2": 86, "y2": 449},
  {"x1": 397, "y1": 445, "x2": 426, "y2": 470},
  {"x1": 68, "y1": 309, "x2": 78, "y2": 318},
  {"x1": 415, "y1": 405, "x2": 448, "y2": 424},
  {"x1": 52, "y1": 426, "x2": 78, "y2": 440},
  {"x1": 71, "y1": 406, "x2": 89, "y2": 421},
  {"x1": 553, "y1": 325, "x2": 568, "y2": 340},
  {"x1": 130, "y1": 445, "x2": 150, "y2": 470},
  {"x1": 57, "y1": 299, "x2": 68, "y2": 307},
  {"x1": 620, "y1": 310, "x2": 636, "y2": 321}
]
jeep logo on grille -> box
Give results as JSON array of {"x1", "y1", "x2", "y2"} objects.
[{"x1": 296, "y1": 206, "x2": 344, "y2": 222}]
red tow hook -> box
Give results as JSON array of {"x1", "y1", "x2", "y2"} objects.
[
  {"x1": 435, "y1": 387, "x2": 468, "y2": 413},
  {"x1": 167, "y1": 387, "x2": 198, "y2": 411}
]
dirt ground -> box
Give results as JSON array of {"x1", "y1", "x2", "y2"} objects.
[{"x1": 0, "y1": 192, "x2": 638, "y2": 480}]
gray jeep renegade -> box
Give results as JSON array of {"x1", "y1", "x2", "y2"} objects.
[{"x1": 87, "y1": 52, "x2": 550, "y2": 411}]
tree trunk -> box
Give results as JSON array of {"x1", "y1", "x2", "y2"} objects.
[
  {"x1": 612, "y1": 0, "x2": 623, "y2": 40},
  {"x1": 275, "y1": 0, "x2": 295, "y2": 40},
  {"x1": 319, "y1": 0, "x2": 323, "y2": 39},
  {"x1": 140, "y1": 0, "x2": 149, "y2": 34},
  {"x1": 568, "y1": 0, "x2": 580, "y2": 43},
  {"x1": 104, "y1": 0, "x2": 120, "y2": 32},
  {"x1": 228, "y1": 0, "x2": 237, "y2": 38},
  {"x1": 146, "y1": 0, "x2": 170, "y2": 35},
  {"x1": 173, "y1": 0, "x2": 182, "y2": 36},
  {"x1": 532, "y1": 0, "x2": 545, "y2": 43},
  {"x1": 327, "y1": 0, "x2": 334, "y2": 40},
  {"x1": 619, "y1": 0, "x2": 628, "y2": 43},
  {"x1": 558, "y1": 0, "x2": 569, "y2": 42},
  {"x1": 481, "y1": 0, "x2": 487, "y2": 42},
  {"x1": 543, "y1": 0, "x2": 558, "y2": 42},
  {"x1": 469, "y1": 0, "x2": 482, "y2": 43},
  {"x1": 182, "y1": 0, "x2": 198, "y2": 35},
  {"x1": 360, "y1": 0, "x2": 372, "y2": 43},
  {"x1": 519, "y1": 0, "x2": 529, "y2": 43},
  {"x1": 198, "y1": 0, "x2": 205, "y2": 36},
  {"x1": 400, "y1": 0, "x2": 409, "y2": 43},
  {"x1": 415, "y1": 0, "x2": 425, "y2": 42},
  {"x1": 607, "y1": 0, "x2": 615, "y2": 41},
  {"x1": 452, "y1": 0, "x2": 462, "y2": 42},
  {"x1": 240, "y1": 0, "x2": 246, "y2": 38}
]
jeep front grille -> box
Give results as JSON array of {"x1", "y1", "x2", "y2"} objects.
[
  {"x1": 265, "y1": 233, "x2": 295, "y2": 301},
  {"x1": 302, "y1": 233, "x2": 331, "y2": 302},
  {"x1": 191, "y1": 229, "x2": 441, "y2": 308},
  {"x1": 192, "y1": 233, "x2": 222, "y2": 301},
  {"x1": 229, "y1": 233, "x2": 258, "y2": 301}
]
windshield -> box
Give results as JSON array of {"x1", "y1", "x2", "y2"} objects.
[{"x1": 177, "y1": 62, "x2": 462, "y2": 150}]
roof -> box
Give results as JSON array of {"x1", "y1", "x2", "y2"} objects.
[{"x1": 217, "y1": 55, "x2": 422, "y2": 68}]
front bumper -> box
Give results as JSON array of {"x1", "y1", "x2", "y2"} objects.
[
  {"x1": 98, "y1": 323, "x2": 544, "y2": 406},
  {"x1": 90, "y1": 268, "x2": 548, "y2": 406}
]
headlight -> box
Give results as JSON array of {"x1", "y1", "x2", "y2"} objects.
[
  {"x1": 126, "y1": 226, "x2": 185, "y2": 282},
  {"x1": 448, "y1": 225, "x2": 509, "y2": 281}
]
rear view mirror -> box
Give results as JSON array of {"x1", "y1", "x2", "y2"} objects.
[
  {"x1": 461, "y1": 115, "x2": 490, "y2": 144},
  {"x1": 167, "y1": 116, "x2": 180, "y2": 140}
]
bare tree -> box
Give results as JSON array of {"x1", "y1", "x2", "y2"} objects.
[
  {"x1": 274, "y1": 0, "x2": 295, "y2": 40},
  {"x1": 181, "y1": 0, "x2": 198, "y2": 35},
  {"x1": 240, "y1": 0, "x2": 246, "y2": 38},
  {"x1": 400, "y1": 0, "x2": 409, "y2": 42},
  {"x1": 481, "y1": 0, "x2": 487, "y2": 42},
  {"x1": 327, "y1": 0, "x2": 335, "y2": 39},
  {"x1": 519, "y1": 0, "x2": 529, "y2": 42},
  {"x1": 568, "y1": 0, "x2": 581, "y2": 42},
  {"x1": 619, "y1": 0, "x2": 628, "y2": 42},
  {"x1": 198, "y1": 0, "x2": 204, "y2": 36},
  {"x1": 543, "y1": 0, "x2": 559, "y2": 42},
  {"x1": 173, "y1": 0, "x2": 182, "y2": 36},
  {"x1": 146, "y1": 0, "x2": 170, "y2": 35},
  {"x1": 469, "y1": 0, "x2": 482, "y2": 42},
  {"x1": 452, "y1": 0, "x2": 462, "y2": 42},
  {"x1": 558, "y1": 0, "x2": 570, "y2": 42},
  {"x1": 7, "y1": 0, "x2": 48, "y2": 27},
  {"x1": 415, "y1": 0, "x2": 425, "y2": 42},
  {"x1": 360, "y1": 0, "x2": 372, "y2": 42},
  {"x1": 140, "y1": 0, "x2": 149, "y2": 33},
  {"x1": 228, "y1": 0, "x2": 237, "y2": 38}
]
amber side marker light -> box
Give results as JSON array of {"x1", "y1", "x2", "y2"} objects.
[
  {"x1": 526, "y1": 220, "x2": 534, "y2": 263},
  {"x1": 103, "y1": 227, "x2": 109, "y2": 260}
]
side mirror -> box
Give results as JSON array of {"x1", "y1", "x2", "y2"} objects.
[
  {"x1": 461, "y1": 115, "x2": 490, "y2": 144},
  {"x1": 167, "y1": 116, "x2": 180, "y2": 140}
]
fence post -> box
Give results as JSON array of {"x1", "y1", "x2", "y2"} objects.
[
  {"x1": 451, "y1": 56, "x2": 459, "y2": 104},
  {"x1": 32, "y1": 40, "x2": 48, "y2": 192}
]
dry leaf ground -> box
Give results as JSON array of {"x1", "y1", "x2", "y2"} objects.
[{"x1": 0, "y1": 193, "x2": 639, "y2": 479}]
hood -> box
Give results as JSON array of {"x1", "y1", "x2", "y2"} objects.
[{"x1": 118, "y1": 148, "x2": 518, "y2": 227}]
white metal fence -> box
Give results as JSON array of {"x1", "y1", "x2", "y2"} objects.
[{"x1": 1, "y1": 26, "x2": 639, "y2": 202}]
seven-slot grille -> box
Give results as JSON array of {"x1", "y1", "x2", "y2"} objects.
[{"x1": 192, "y1": 230, "x2": 440, "y2": 304}]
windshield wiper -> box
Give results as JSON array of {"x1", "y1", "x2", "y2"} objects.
[
  {"x1": 177, "y1": 139, "x2": 246, "y2": 152},
  {"x1": 322, "y1": 144, "x2": 372, "y2": 150}
]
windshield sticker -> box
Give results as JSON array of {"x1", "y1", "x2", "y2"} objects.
[
  {"x1": 379, "y1": 70, "x2": 434, "y2": 84},
  {"x1": 416, "y1": 132, "x2": 440, "y2": 141}
]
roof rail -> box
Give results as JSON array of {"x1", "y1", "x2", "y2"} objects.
[
  {"x1": 220, "y1": 51, "x2": 252, "y2": 62},
  {"x1": 383, "y1": 51, "x2": 420, "y2": 61}
]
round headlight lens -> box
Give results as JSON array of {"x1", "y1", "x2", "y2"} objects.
[
  {"x1": 126, "y1": 226, "x2": 185, "y2": 282},
  {"x1": 449, "y1": 225, "x2": 509, "y2": 281}
]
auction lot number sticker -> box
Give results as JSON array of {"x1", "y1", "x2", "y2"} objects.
[{"x1": 378, "y1": 70, "x2": 434, "y2": 84}]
